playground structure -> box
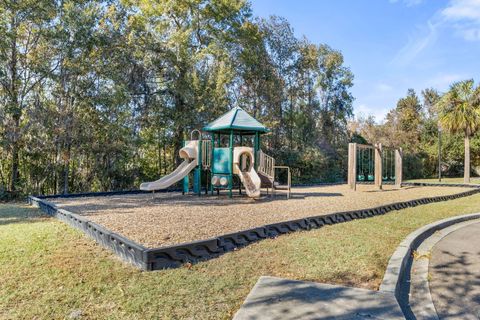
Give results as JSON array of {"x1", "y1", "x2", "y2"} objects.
[
  {"x1": 140, "y1": 107, "x2": 291, "y2": 198},
  {"x1": 348, "y1": 143, "x2": 402, "y2": 191}
]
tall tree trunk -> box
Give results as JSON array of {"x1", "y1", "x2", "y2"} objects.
[
  {"x1": 10, "y1": 130, "x2": 19, "y2": 192},
  {"x1": 157, "y1": 129, "x2": 162, "y2": 175},
  {"x1": 63, "y1": 144, "x2": 71, "y2": 194},
  {"x1": 70, "y1": 160, "x2": 75, "y2": 191},
  {"x1": 54, "y1": 148, "x2": 60, "y2": 195},
  {"x1": 163, "y1": 144, "x2": 167, "y2": 175},
  {"x1": 8, "y1": 15, "x2": 19, "y2": 192},
  {"x1": 9, "y1": 112, "x2": 20, "y2": 192},
  {"x1": 158, "y1": 142, "x2": 162, "y2": 176},
  {"x1": 464, "y1": 135, "x2": 470, "y2": 184},
  {"x1": 173, "y1": 128, "x2": 184, "y2": 166},
  {"x1": 0, "y1": 161, "x2": 6, "y2": 188},
  {"x1": 289, "y1": 93, "x2": 294, "y2": 149}
]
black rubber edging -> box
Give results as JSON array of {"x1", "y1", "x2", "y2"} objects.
[
  {"x1": 36, "y1": 188, "x2": 182, "y2": 199},
  {"x1": 28, "y1": 186, "x2": 480, "y2": 271},
  {"x1": 402, "y1": 182, "x2": 480, "y2": 188}
]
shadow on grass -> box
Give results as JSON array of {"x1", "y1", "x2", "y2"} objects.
[{"x1": 0, "y1": 204, "x2": 48, "y2": 226}]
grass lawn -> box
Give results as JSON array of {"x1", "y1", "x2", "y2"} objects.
[
  {"x1": 405, "y1": 177, "x2": 480, "y2": 184},
  {"x1": 2, "y1": 194, "x2": 480, "y2": 319}
]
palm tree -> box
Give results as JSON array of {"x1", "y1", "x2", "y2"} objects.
[{"x1": 437, "y1": 80, "x2": 480, "y2": 184}]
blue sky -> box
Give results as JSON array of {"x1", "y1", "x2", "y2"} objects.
[{"x1": 250, "y1": 0, "x2": 480, "y2": 122}]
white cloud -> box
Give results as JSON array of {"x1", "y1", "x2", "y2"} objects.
[
  {"x1": 441, "y1": 0, "x2": 480, "y2": 41},
  {"x1": 442, "y1": 0, "x2": 480, "y2": 20}
]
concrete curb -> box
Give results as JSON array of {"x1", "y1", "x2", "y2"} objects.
[{"x1": 379, "y1": 212, "x2": 480, "y2": 318}]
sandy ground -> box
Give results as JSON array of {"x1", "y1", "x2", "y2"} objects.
[{"x1": 50, "y1": 184, "x2": 474, "y2": 248}]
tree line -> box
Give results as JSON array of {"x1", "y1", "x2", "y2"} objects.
[
  {"x1": 351, "y1": 80, "x2": 480, "y2": 182},
  {"x1": 0, "y1": 0, "x2": 354, "y2": 197}
]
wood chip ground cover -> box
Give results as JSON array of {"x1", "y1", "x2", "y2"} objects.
[{"x1": 49, "y1": 184, "x2": 474, "y2": 248}]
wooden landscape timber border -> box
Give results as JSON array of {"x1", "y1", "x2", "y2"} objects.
[{"x1": 28, "y1": 183, "x2": 480, "y2": 271}]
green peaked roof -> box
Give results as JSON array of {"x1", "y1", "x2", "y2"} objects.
[{"x1": 203, "y1": 107, "x2": 269, "y2": 134}]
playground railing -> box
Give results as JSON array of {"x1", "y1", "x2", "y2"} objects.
[
  {"x1": 202, "y1": 140, "x2": 212, "y2": 169},
  {"x1": 273, "y1": 165, "x2": 291, "y2": 199},
  {"x1": 258, "y1": 150, "x2": 275, "y2": 180}
]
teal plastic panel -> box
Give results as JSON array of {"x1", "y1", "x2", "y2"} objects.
[
  {"x1": 193, "y1": 168, "x2": 200, "y2": 193},
  {"x1": 213, "y1": 148, "x2": 231, "y2": 174},
  {"x1": 183, "y1": 174, "x2": 189, "y2": 193}
]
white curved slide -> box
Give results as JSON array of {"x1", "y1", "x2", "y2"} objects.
[
  {"x1": 233, "y1": 147, "x2": 261, "y2": 198},
  {"x1": 236, "y1": 164, "x2": 261, "y2": 198},
  {"x1": 140, "y1": 141, "x2": 198, "y2": 191}
]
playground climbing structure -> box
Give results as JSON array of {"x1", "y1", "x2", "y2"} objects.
[{"x1": 140, "y1": 107, "x2": 291, "y2": 199}]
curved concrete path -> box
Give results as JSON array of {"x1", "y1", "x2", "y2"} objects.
[{"x1": 429, "y1": 221, "x2": 480, "y2": 319}]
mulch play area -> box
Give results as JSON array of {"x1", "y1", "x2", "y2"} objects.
[{"x1": 49, "y1": 184, "x2": 474, "y2": 248}]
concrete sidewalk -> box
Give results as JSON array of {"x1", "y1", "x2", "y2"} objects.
[
  {"x1": 233, "y1": 276, "x2": 404, "y2": 320},
  {"x1": 233, "y1": 215, "x2": 480, "y2": 320},
  {"x1": 429, "y1": 222, "x2": 480, "y2": 320}
]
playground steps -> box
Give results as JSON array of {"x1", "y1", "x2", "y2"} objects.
[{"x1": 257, "y1": 151, "x2": 291, "y2": 199}]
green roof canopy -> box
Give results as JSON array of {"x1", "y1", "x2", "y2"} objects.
[{"x1": 202, "y1": 107, "x2": 269, "y2": 134}]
